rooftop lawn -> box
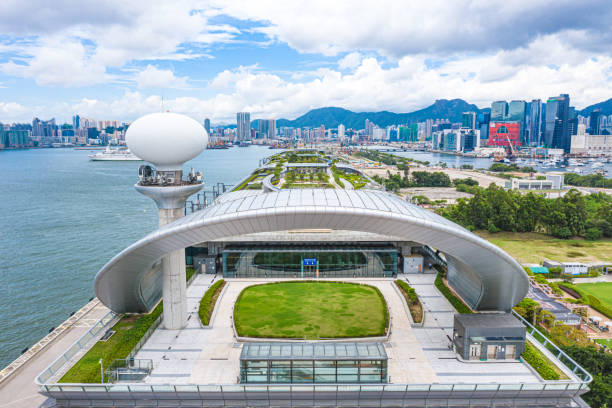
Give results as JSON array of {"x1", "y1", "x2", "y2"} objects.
[{"x1": 234, "y1": 281, "x2": 388, "y2": 339}]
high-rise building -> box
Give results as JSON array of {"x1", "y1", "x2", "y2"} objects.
[
  {"x1": 490, "y1": 101, "x2": 508, "y2": 121},
  {"x1": 568, "y1": 107, "x2": 578, "y2": 137},
  {"x1": 507, "y1": 100, "x2": 527, "y2": 145},
  {"x1": 365, "y1": 119, "x2": 374, "y2": 137},
  {"x1": 528, "y1": 100, "x2": 542, "y2": 146},
  {"x1": 204, "y1": 118, "x2": 211, "y2": 135},
  {"x1": 461, "y1": 112, "x2": 476, "y2": 129},
  {"x1": 544, "y1": 94, "x2": 570, "y2": 151},
  {"x1": 72, "y1": 115, "x2": 80, "y2": 131},
  {"x1": 337, "y1": 124, "x2": 345, "y2": 142},
  {"x1": 588, "y1": 109, "x2": 602, "y2": 135},
  {"x1": 257, "y1": 119, "x2": 276, "y2": 139},
  {"x1": 236, "y1": 112, "x2": 251, "y2": 141}
]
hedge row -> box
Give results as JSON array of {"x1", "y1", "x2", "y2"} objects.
[
  {"x1": 434, "y1": 272, "x2": 473, "y2": 314},
  {"x1": 198, "y1": 279, "x2": 226, "y2": 326},
  {"x1": 395, "y1": 280, "x2": 423, "y2": 323},
  {"x1": 522, "y1": 343, "x2": 560, "y2": 380}
]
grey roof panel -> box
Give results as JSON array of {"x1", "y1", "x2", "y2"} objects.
[{"x1": 94, "y1": 188, "x2": 529, "y2": 313}]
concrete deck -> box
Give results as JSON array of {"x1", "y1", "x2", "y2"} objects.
[
  {"x1": 0, "y1": 301, "x2": 110, "y2": 408},
  {"x1": 135, "y1": 277, "x2": 439, "y2": 385},
  {"x1": 403, "y1": 273, "x2": 541, "y2": 384}
]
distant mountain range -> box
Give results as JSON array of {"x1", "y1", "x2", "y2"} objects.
[
  {"x1": 246, "y1": 97, "x2": 612, "y2": 129},
  {"x1": 577, "y1": 97, "x2": 612, "y2": 117},
  {"x1": 273, "y1": 99, "x2": 485, "y2": 129}
]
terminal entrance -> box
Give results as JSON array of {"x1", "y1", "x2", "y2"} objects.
[{"x1": 221, "y1": 244, "x2": 398, "y2": 278}]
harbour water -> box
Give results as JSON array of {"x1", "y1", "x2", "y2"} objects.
[
  {"x1": 0, "y1": 146, "x2": 274, "y2": 369},
  {"x1": 392, "y1": 150, "x2": 612, "y2": 175}
]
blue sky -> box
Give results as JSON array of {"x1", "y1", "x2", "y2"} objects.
[{"x1": 1, "y1": 0, "x2": 611, "y2": 124}]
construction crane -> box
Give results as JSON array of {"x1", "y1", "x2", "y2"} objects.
[{"x1": 505, "y1": 134, "x2": 516, "y2": 158}]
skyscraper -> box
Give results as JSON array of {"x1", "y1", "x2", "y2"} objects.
[
  {"x1": 544, "y1": 94, "x2": 570, "y2": 151},
  {"x1": 589, "y1": 109, "x2": 602, "y2": 135},
  {"x1": 236, "y1": 112, "x2": 251, "y2": 141},
  {"x1": 337, "y1": 124, "x2": 345, "y2": 142},
  {"x1": 528, "y1": 100, "x2": 542, "y2": 146},
  {"x1": 257, "y1": 119, "x2": 276, "y2": 139},
  {"x1": 507, "y1": 100, "x2": 527, "y2": 145},
  {"x1": 461, "y1": 112, "x2": 476, "y2": 129},
  {"x1": 72, "y1": 115, "x2": 80, "y2": 131},
  {"x1": 490, "y1": 101, "x2": 508, "y2": 121},
  {"x1": 204, "y1": 118, "x2": 211, "y2": 135}
]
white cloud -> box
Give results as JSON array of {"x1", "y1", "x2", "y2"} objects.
[
  {"x1": 338, "y1": 52, "x2": 362, "y2": 70},
  {"x1": 18, "y1": 45, "x2": 609, "y2": 125},
  {"x1": 214, "y1": 0, "x2": 612, "y2": 57},
  {"x1": 1, "y1": 37, "x2": 109, "y2": 86},
  {"x1": 0, "y1": 101, "x2": 30, "y2": 122},
  {"x1": 0, "y1": 0, "x2": 237, "y2": 86},
  {"x1": 135, "y1": 65, "x2": 189, "y2": 89}
]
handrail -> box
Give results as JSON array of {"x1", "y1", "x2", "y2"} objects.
[
  {"x1": 511, "y1": 310, "x2": 592, "y2": 384},
  {"x1": 35, "y1": 310, "x2": 117, "y2": 385},
  {"x1": 38, "y1": 381, "x2": 588, "y2": 395}
]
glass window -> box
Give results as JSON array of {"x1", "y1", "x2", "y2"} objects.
[
  {"x1": 245, "y1": 361, "x2": 268, "y2": 383},
  {"x1": 314, "y1": 360, "x2": 336, "y2": 383},
  {"x1": 292, "y1": 361, "x2": 314, "y2": 383},
  {"x1": 337, "y1": 360, "x2": 358, "y2": 383},
  {"x1": 270, "y1": 361, "x2": 291, "y2": 383}
]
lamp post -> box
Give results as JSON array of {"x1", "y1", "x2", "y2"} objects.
[{"x1": 99, "y1": 358, "x2": 104, "y2": 384}]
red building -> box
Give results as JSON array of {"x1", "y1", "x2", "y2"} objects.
[{"x1": 487, "y1": 122, "x2": 521, "y2": 147}]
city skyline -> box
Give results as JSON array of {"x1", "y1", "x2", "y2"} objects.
[{"x1": 1, "y1": 1, "x2": 612, "y2": 123}]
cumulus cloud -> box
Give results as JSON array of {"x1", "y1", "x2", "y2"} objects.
[
  {"x1": 338, "y1": 52, "x2": 362, "y2": 70},
  {"x1": 214, "y1": 0, "x2": 612, "y2": 57},
  {"x1": 0, "y1": 0, "x2": 237, "y2": 86},
  {"x1": 135, "y1": 65, "x2": 189, "y2": 89},
  {"x1": 17, "y1": 44, "x2": 610, "y2": 125}
]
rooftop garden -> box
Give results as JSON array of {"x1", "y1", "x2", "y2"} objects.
[{"x1": 234, "y1": 281, "x2": 388, "y2": 339}]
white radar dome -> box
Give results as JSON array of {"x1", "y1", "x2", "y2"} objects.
[{"x1": 126, "y1": 112, "x2": 208, "y2": 171}]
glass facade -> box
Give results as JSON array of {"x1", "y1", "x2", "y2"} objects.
[
  {"x1": 222, "y1": 245, "x2": 397, "y2": 278},
  {"x1": 241, "y1": 360, "x2": 387, "y2": 384},
  {"x1": 240, "y1": 342, "x2": 387, "y2": 384}
]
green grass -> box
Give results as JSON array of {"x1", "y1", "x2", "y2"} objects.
[
  {"x1": 60, "y1": 268, "x2": 196, "y2": 383},
  {"x1": 234, "y1": 281, "x2": 388, "y2": 339},
  {"x1": 60, "y1": 304, "x2": 162, "y2": 383},
  {"x1": 475, "y1": 231, "x2": 612, "y2": 264},
  {"x1": 434, "y1": 271, "x2": 473, "y2": 314},
  {"x1": 198, "y1": 279, "x2": 226, "y2": 326},
  {"x1": 522, "y1": 342, "x2": 568, "y2": 380},
  {"x1": 594, "y1": 338, "x2": 612, "y2": 348},
  {"x1": 563, "y1": 282, "x2": 612, "y2": 319}
]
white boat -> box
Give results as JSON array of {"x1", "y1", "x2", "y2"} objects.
[
  {"x1": 89, "y1": 145, "x2": 142, "y2": 161},
  {"x1": 568, "y1": 158, "x2": 585, "y2": 167}
]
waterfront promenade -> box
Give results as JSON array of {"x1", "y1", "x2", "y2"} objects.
[{"x1": 0, "y1": 301, "x2": 110, "y2": 408}]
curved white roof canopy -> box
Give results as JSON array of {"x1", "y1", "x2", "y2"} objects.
[{"x1": 94, "y1": 189, "x2": 528, "y2": 313}]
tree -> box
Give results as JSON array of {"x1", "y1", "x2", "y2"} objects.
[{"x1": 585, "y1": 227, "x2": 603, "y2": 241}]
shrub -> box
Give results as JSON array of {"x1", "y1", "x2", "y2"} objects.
[
  {"x1": 198, "y1": 279, "x2": 226, "y2": 326},
  {"x1": 522, "y1": 343, "x2": 560, "y2": 380},
  {"x1": 434, "y1": 272, "x2": 472, "y2": 314},
  {"x1": 585, "y1": 227, "x2": 603, "y2": 241}
]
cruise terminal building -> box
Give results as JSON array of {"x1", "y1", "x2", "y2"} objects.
[{"x1": 34, "y1": 114, "x2": 592, "y2": 407}]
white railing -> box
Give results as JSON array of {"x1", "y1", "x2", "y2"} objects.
[
  {"x1": 35, "y1": 311, "x2": 116, "y2": 384},
  {"x1": 511, "y1": 310, "x2": 593, "y2": 384}
]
